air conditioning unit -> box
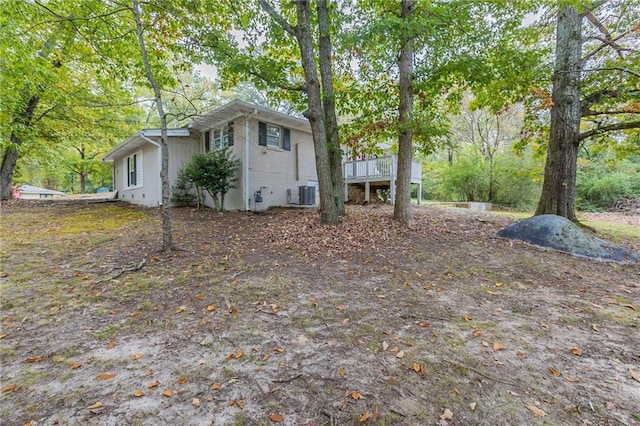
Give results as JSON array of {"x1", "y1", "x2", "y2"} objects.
[{"x1": 298, "y1": 185, "x2": 316, "y2": 205}]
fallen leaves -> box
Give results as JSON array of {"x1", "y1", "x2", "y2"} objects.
[
  {"x1": 192, "y1": 398, "x2": 200, "y2": 407},
  {"x1": 96, "y1": 373, "x2": 116, "y2": 381},
  {"x1": 525, "y1": 404, "x2": 547, "y2": 417},
  {"x1": 24, "y1": 356, "x2": 43, "y2": 363},
  {"x1": 570, "y1": 347, "x2": 582, "y2": 356},
  {"x1": 350, "y1": 390, "x2": 363, "y2": 400},
  {"x1": 549, "y1": 367, "x2": 561, "y2": 377},
  {"x1": 131, "y1": 353, "x2": 143, "y2": 361},
  {"x1": 492, "y1": 342, "x2": 506, "y2": 351},
  {"x1": 359, "y1": 411, "x2": 371, "y2": 422},
  {"x1": 133, "y1": 390, "x2": 144, "y2": 397},
  {"x1": 269, "y1": 413, "x2": 284, "y2": 422},
  {"x1": 210, "y1": 383, "x2": 221, "y2": 390},
  {"x1": 174, "y1": 306, "x2": 187, "y2": 314},
  {"x1": 629, "y1": 368, "x2": 640, "y2": 383},
  {"x1": 440, "y1": 408, "x2": 453, "y2": 420},
  {"x1": 86, "y1": 402, "x2": 103, "y2": 410},
  {"x1": 413, "y1": 363, "x2": 427, "y2": 376},
  {"x1": 71, "y1": 362, "x2": 83, "y2": 369},
  {"x1": 106, "y1": 341, "x2": 117, "y2": 349},
  {"x1": 2, "y1": 384, "x2": 17, "y2": 393},
  {"x1": 148, "y1": 380, "x2": 160, "y2": 389},
  {"x1": 162, "y1": 390, "x2": 172, "y2": 397},
  {"x1": 229, "y1": 399, "x2": 245, "y2": 409}
]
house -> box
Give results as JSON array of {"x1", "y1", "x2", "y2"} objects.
[
  {"x1": 102, "y1": 100, "x2": 319, "y2": 211},
  {"x1": 14, "y1": 184, "x2": 66, "y2": 199}
]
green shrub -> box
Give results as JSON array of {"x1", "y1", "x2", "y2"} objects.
[
  {"x1": 182, "y1": 148, "x2": 241, "y2": 212},
  {"x1": 576, "y1": 158, "x2": 640, "y2": 211},
  {"x1": 492, "y1": 155, "x2": 543, "y2": 210},
  {"x1": 170, "y1": 169, "x2": 196, "y2": 207}
]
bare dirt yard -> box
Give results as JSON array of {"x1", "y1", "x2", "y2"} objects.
[{"x1": 1, "y1": 201, "x2": 639, "y2": 426}]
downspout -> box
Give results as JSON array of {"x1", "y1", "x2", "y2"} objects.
[
  {"x1": 244, "y1": 109, "x2": 258, "y2": 211},
  {"x1": 140, "y1": 133, "x2": 163, "y2": 206}
]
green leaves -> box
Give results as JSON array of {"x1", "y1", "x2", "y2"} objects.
[{"x1": 182, "y1": 148, "x2": 241, "y2": 212}]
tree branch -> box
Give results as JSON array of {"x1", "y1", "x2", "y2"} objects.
[
  {"x1": 583, "y1": 67, "x2": 640, "y2": 78},
  {"x1": 581, "y1": 28, "x2": 634, "y2": 62},
  {"x1": 581, "y1": 88, "x2": 639, "y2": 116},
  {"x1": 248, "y1": 70, "x2": 305, "y2": 91},
  {"x1": 583, "y1": 110, "x2": 640, "y2": 117},
  {"x1": 257, "y1": 0, "x2": 296, "y2": 36},
  {"x1": 578, "y1": 120, "x2": 640, "y2": 141}
]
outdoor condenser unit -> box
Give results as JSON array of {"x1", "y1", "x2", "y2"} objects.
[{"x1": 298, "y1": 185, "x2": 315, "y2": 205}]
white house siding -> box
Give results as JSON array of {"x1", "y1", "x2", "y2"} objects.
[
  {"x1": 199, "y1": 118, "x2": 318, "y2": 211},
  {"x1": 246, "y1": 121, "x2": 317, "y2": 211},
  {"x1": 114, "y1": 143, "x2": 159, "y2": 206},
  {"x1": 168, "y1": 137, "x2": 200, "y2": 188}
]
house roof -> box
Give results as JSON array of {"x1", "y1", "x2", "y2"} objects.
[
  {"x1": 188, "y1": 99, "x2": 311, "y2": 133},
  {"x1": 103, "y1": 100, "x2": 311, "y2": 163},
  {"x1": 19, "y1": 185, "x2": 66, "y2": 195},
  {"x1": 102, "y1": 128, "x2": 191, "y2": 162}
]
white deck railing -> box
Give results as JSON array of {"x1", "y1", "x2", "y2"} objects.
[{"x1": 344, "y1": 155, "x2": 421, "y2": 183}]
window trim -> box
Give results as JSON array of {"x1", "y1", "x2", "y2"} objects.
[
  {"x1": 123, "y1": 150, "x2": 143, "y2": 189},
  {"x1": 258, "y1": 121, "x2": 291, "y2": 151},
  {"x1": 205, "y1": 122, "x2": 234, "y2": 152}
]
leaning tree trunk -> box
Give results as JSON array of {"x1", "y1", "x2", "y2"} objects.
[
  {"x1": 393, "y1": 0, "x2": 415, "y2": 226},
  {"x1": 295, "y1": 0, "x2": 339, "y2": 224},
  {"x1": 133, "y1": 0, "x2": 173, "y2": 251},
  {"x1": 317, "y1": 0, "x2": 345, "y2": 216},
  {"x1": 0, "y1": 95, "x2": 41, "y2": 200},
  {"x1": 535, "y1": 5, "x2": 582, "y2": 222}
]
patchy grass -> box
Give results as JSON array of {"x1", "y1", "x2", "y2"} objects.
[{"x1": 1, "y1": 200, "x2": 638, "y2": 425}]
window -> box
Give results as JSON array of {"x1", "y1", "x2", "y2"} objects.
[
  {"x1": 205, "y1": 123, "x2": 234, "y2": 151},
  {"x1": 266, "y1": 124, "x2": 281, "y2": 148},
  {"x1": 124, "y1": 151, "x2": 142, "y2": 188},
  {"x1": 258, "y1": 122, "x2": 291, "y2": 151}
]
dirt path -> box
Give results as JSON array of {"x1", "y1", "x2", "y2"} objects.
[{"x1": 1, "y1": 201, "x2": 638, "y2": 425}]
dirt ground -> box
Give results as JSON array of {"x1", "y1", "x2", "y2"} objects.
[{"x1": 1, "y1": 201, "x2": 639, "y2": 426}]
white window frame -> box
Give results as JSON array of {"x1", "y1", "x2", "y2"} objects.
[
  {"x1": 266, "y1": 124, "x2": 282, "y2": 148},
  {"x1": 206, "y1": 124, "x2": 233, "y2": 151},
  {"x1": 123, "y1": 150, "x2": 143, "y2": 189}
]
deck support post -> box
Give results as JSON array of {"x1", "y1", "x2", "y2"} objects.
[{"x1": 365, "y1": 181, "x2": 370, "y2": 203}]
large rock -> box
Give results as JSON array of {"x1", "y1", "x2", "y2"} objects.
[{"x1": 496, "y1": 214, "x2": 639, "y2": 263}]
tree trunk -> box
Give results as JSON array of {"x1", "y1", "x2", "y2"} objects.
[
  {"x1": 535, "y1": 5, "x2": 582, "y2": 222},
  {"x1": 133, "y1": 0, "x2": 173, "y2": 250},
  {"x1": 295, "y1": 0, "x2": 339, "y2": 224},
  {"x1": 393, "y1": 0, "x2": 415, "y2": 226},
  {"x1": 0, "y1": 95, "x2": 41, "y2": 200},
  {"x1": 316, "y1": 0, "x2": 345, "y2": 216}
]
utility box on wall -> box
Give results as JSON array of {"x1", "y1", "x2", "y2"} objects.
[{"x1": 298, "y1": 185, "x2": 316, "y2": 205}]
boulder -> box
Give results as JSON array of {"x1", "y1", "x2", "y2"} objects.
[{"x1": 496, "y1": 214, "x2": 639, "y2": 263}]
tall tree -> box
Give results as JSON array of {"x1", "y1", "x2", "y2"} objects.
[
  {"x1": 535, "y1": 1, "x2": 640, "y2": 220},
  {"x1": 347, "y1": 1, "x2": 537, "y2": 224},
  {"x1": 394, "y1": 0, "x2": 415, "y2": 225},
  {"x1": 131, "y1": 0, "x2": 173, "y2": 251},
  {"x1": 316, "y1": 0, "x2": 345, "y2": 216},
  {"x1": 242, "y1": 0, "x2": 341, "y2": 224}
]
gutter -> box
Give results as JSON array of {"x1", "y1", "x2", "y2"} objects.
[
  {"x1": 244, "y1": 109, "x2": 258, "y2": 211},
  {"x1": 140, "y1": 132, "x2": 163, "y2": 206}
]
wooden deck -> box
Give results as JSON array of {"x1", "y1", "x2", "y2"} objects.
[{"x1": 343, "y1": 155, "x2": 422, "y2": 204}]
